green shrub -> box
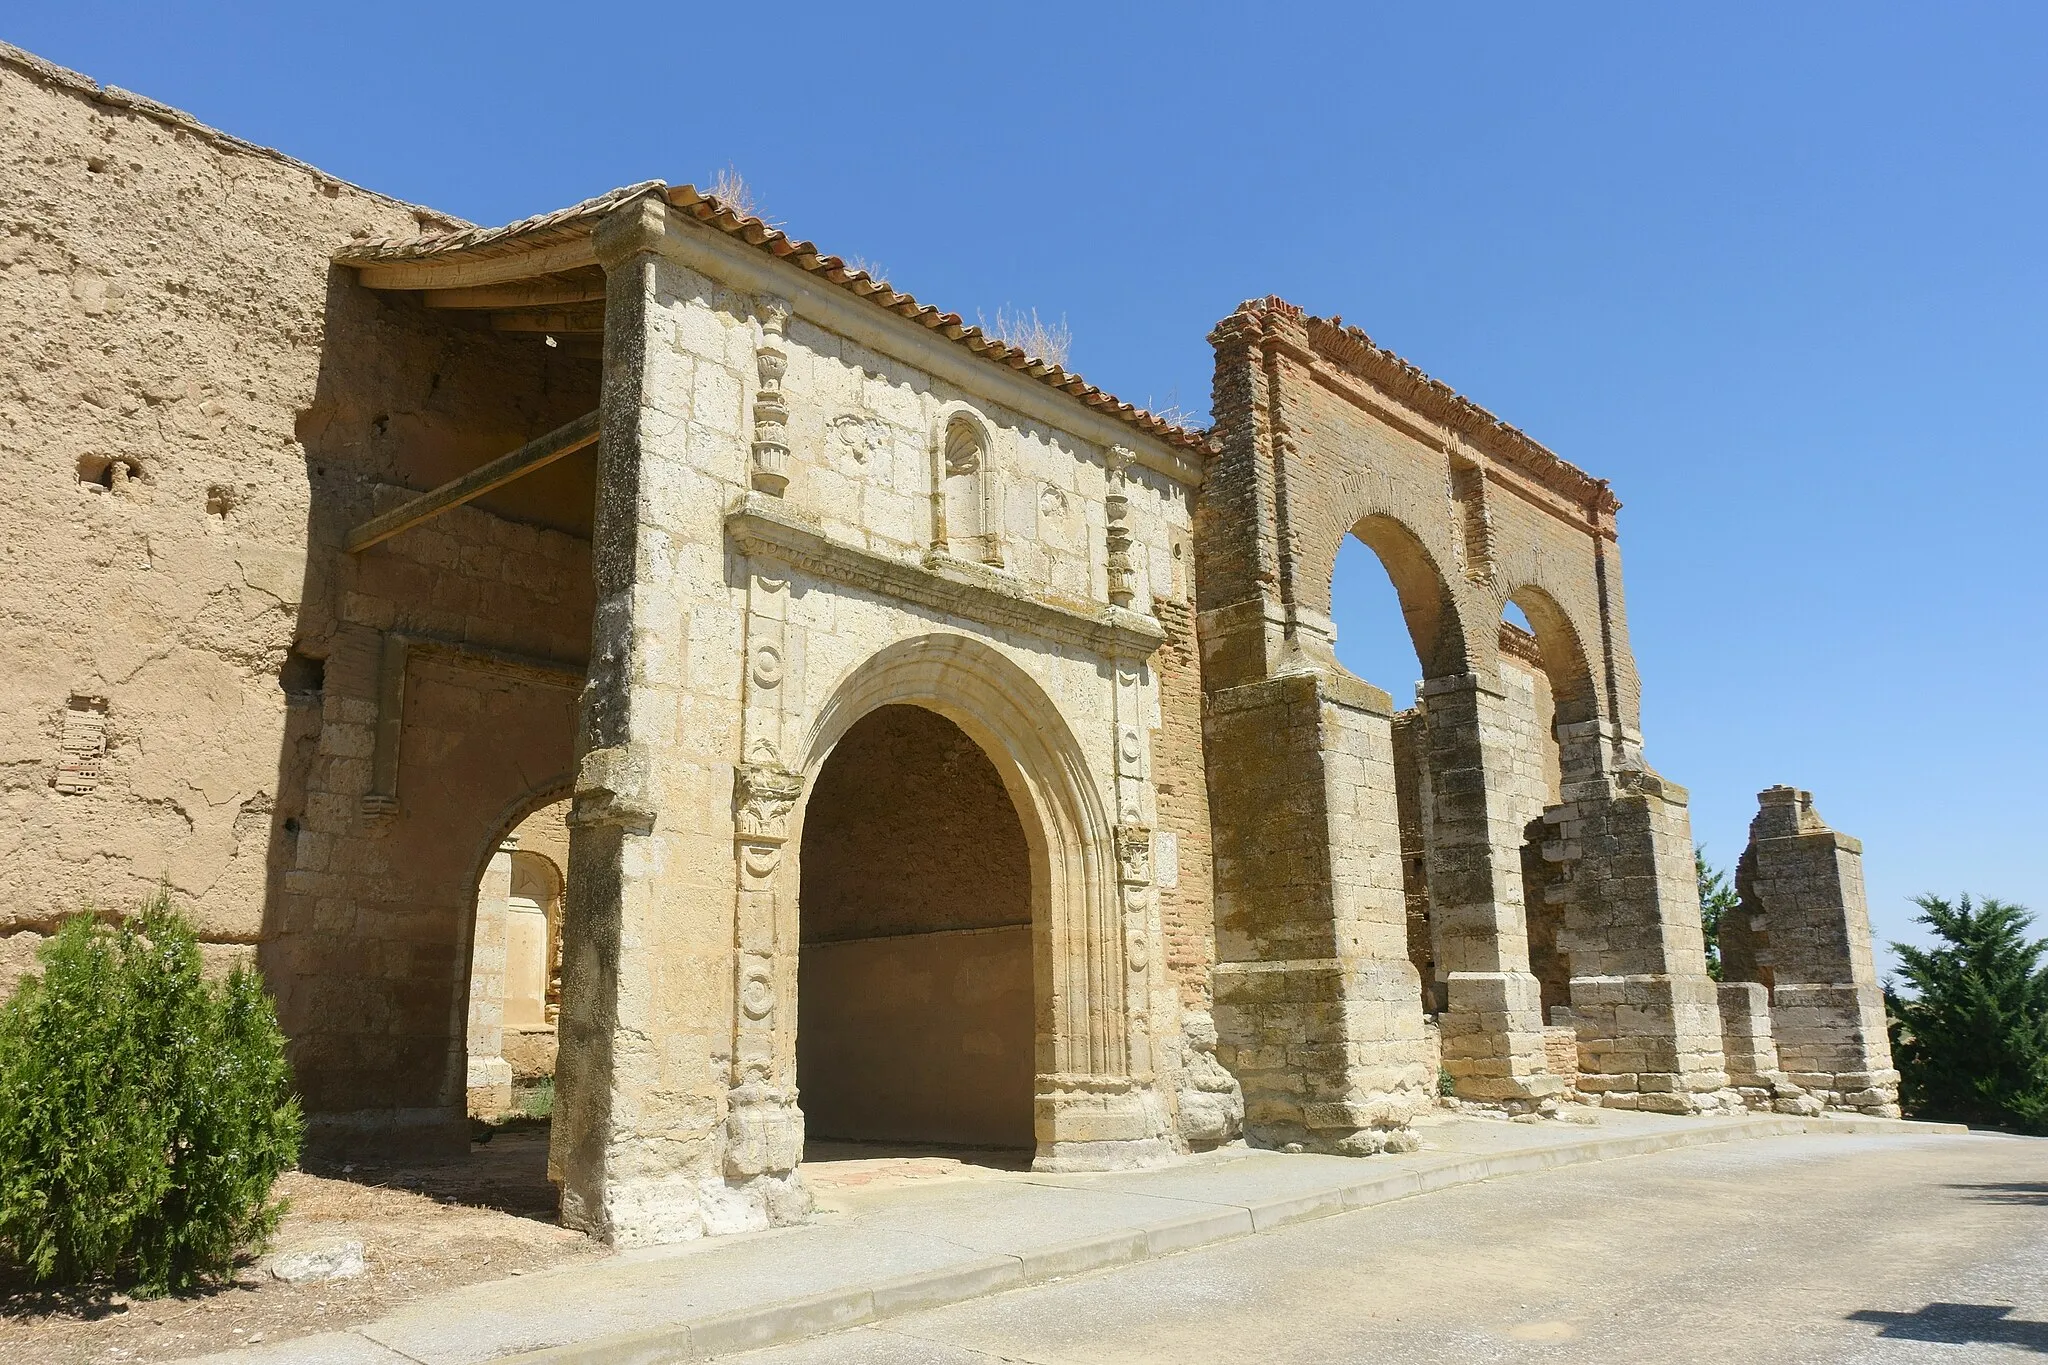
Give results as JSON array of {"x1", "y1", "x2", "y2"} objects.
[
  {"x1": 0, "y1": 888, "x2": 301, "y2": 1295},
  {"x1": 1886, "y1": 894, "x2": 2048, "y2": 1134},
  {"x1": 517, "y1": 1076, "x2": 555, "y2": 1120}
]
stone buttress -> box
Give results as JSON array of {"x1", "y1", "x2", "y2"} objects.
[{"x1": 1728, "y1": 786, "x2": 1899, "y2": 1116}]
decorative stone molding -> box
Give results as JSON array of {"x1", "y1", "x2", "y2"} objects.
[
  {"x1": 750, "y1": 295, "x2": 792, "y2": 495},
  {"x1": 733, "y1": 761, "x2": 804, "y2": 845},
  {"x1": 1115, "y1": 823, "x2": 1153, "y2": 888},
  {"x1": 1105, "y1": 445, "x2": 1137, "y2": 607},
  {"x1": 726, "y1": 492, "x2": 1165, "y2": 659}
]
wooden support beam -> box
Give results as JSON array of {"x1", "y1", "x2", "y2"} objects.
[
  {"x1": 491, "y1": 304, "x2": 606, "y2": 334},
  {"x1": 353, "y1": 236, "x2": 599, "y2": 291},
  {"x1": 344, "y1": 409, "x2": 600, "y2": 553},
  {"x1": 423, "y1": 276, "x2": 608, "y2": 310}
]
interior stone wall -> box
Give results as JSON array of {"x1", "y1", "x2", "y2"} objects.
[{"x1": 796, "y1": 704, "x2": 1034, "y2": 1147}]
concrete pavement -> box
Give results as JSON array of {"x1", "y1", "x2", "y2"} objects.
[
  {"x1": 185, "y1": 1111, "x2": 1967, "y2": 1364},
  {"x1": 730, "y1": 1127, "x2": 2048, "y2": 1364}
]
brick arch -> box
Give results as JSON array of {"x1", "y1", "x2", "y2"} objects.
[
  {"x1": 1502, "y1": 584, "x2": 1600, "y2": 729},
  {"x1": 1322, "y1": 509, "x2": 1473, "y2": 682}
]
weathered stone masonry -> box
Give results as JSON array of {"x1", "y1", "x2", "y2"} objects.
[{"x1": 0, "y1": 40, "x2": 1902, "y2": 1250}]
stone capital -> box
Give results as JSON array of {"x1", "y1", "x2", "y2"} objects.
[
  {"x1": 733, "y1": 761, "x2": 804, "y2": 844},
  {"x1": 592, "y1": 192, "x2": 671, "y2": 270}
]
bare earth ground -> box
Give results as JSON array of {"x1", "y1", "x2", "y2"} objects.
[{"x1": 0, "y1": 1122, "x2": 607, "y2": 1365}]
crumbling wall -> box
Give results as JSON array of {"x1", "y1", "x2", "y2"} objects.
[
  {"x1": 0, "y1": 48, "x2": 604, "y2": 1160},
  {"x1": 0, "y1": 46, "x2": 450, "y2": 980},
  {"x1": 1731, "y1": 787, "x2": 1899, "y2": 1116}
]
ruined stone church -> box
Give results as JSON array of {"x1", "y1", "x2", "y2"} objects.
[{"x1": 0, "y1": 43, "x2": 1899, "y2": 1247}]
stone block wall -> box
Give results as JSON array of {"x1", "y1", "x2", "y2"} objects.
[
  {"x1": 1207, "y1": 671, "x2": 1431, "y2": 1152},
  {"x1": 1731, "y1": 787, "x2": 1899, "y2": 1116}
]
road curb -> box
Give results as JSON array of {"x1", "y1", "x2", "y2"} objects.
[{"x1": 480, "y1": 1115, "x2": 1962, "y2": 1363}]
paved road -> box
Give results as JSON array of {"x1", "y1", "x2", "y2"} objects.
[{"x1": 728, "y1": 1130, "x2": 2048, "y2": 1364}]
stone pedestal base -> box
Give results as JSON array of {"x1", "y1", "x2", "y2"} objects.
[
  {"x1": 1032, "y1": 1078, "x2": 1176, "y2": 1172},
  {"x1": 1772, "y1": 983, "x2": 1901, "y2": 1115},
  {"x1": 1565, "y1": 973, "x2": 1733, "y2": 1113},
  {"x1": 1214, "y1": 958, "x2": 1434, "y2": 1152},
  {"x1": 1440, "y1": 971, "x2": 1562, "y2": 1108}
]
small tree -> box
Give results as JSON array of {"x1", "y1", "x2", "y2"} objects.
[
  {"x1": 0, "y1": 888, "x2": 301, "y2": 1294},
  {"x1": 1696, "y1": 848, "x2": 1738, "y2": 982},
  {"x1": 1886, "y1": 894, "x2": 2048, "y2": 1133}
]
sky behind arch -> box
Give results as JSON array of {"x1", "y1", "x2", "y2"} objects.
[{"x1": 11, "y1": 2, "x2": 2044, "y2": 972}]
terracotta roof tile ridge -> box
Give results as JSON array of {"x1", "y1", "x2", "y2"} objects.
[
  {"x1": 664, "y1": 184, "x2": 1211, "y2": 454},
  {"x1": 1, "y1": 41, "x2": 466, "y2": 233},
  {"x1": 327, "y1": 177, "x2": 1210, "y2": 454},
  {"x1": 335, "y1": 181, "x2": 664, "y2": 263}
]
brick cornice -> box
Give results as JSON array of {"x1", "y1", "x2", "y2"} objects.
[{"x1": 1214, "y1": 297, "x2": 1622, "y2": 524}]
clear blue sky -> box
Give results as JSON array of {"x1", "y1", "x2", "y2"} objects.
[{"x1": 14, "y1": 5, "x2": 2043, "y2": 973}]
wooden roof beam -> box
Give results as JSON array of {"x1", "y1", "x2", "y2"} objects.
[
  {"x1": 353, "y1": 235, "x2": 600, "y2": 291},
  {"x1": 344, "y1": 410, "x2": 600, "y2": 553},
  {"x1": 423, "y1": 276, "x2": 608, "y2": 310}
]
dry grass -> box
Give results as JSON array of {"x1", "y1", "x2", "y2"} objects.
[
  {"x1": 1145, "y1": 389, "x2": 1211, "y2": 431},
  {"x1": 708, "y1": 164, "x2": 777, "y2": 224},
  {"x1": 979, "y1": 306, "x2": 1072, "y2": 368}
]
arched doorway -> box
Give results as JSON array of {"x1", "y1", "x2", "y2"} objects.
[
  {"x1": 466, "y1": 795, "x2": 570, "y2": 1120},
  {"x1": 795, "y1": 704, "x2": 1035, "y2": 1150}
]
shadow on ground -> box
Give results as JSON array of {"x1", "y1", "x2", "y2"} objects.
[
  {"x1": 301, "y1": 1119, "x2": 560, "y2": 1223},
  {"x1": 1947, "y1": 1181, "x2": 2048, "y2": 1206},
  {"x1": 1848, "y1": 1303, "x2": 2048, "y2": 1352}
]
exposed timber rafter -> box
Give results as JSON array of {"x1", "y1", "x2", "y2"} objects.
[
  {"x1": 344, "y1": 409, "x2": 600, "y2": 553},
  {"x1": 422, "y1": 275, "x2": 607, "y2": 310},
  {"x1": 354, "y1": 236, "x2": 599, "y2": 291}
]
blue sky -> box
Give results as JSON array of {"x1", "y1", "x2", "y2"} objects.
[{"x1": 13, "y1": 4, "x2": 2043, "y2": 972}]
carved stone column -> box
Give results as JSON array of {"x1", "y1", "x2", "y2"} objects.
[
  {"x1": 1105, "y1": 445, "x2": 1137, "y2": 608},
  {"x1": 465, "y1": 841, "x2": 515, "y2": 1117},
  {"x1": 724, "y1": 761, "x2": 807, "y2": 1213},
  {"x1": 718, "y1": 561, "x2": 811, "y2": 1218},
  {"x1": 1418, "y1": 672, "x2": 1559, "y2": 1107},
  {"x1": 750, "y1": 296, "x2": 792, "y2": 496}
]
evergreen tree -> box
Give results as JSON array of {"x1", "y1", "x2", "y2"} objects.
[
  {"x1": 0, "y1": 888, "x2": 300, "y2": 1293},
  {"x1": 1696, "y1": 848, "x2": 1738, "y2": 982},
  {"x1": 1886, "y1": 894, "x2": 2048, "y2": 1133}
]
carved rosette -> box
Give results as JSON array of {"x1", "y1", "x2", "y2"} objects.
[
  {"x1": 1105, "y1": 445, "x2": 1135, "y2": 607},
  {"x1": 751, "y1": 296, "x2": 793, "y2": 496}
]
